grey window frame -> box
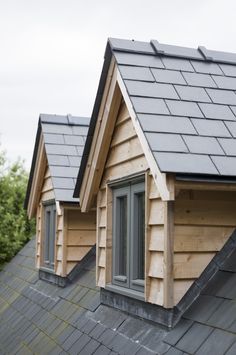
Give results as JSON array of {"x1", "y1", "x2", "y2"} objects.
[
  {"x1": 112, "y1": 179, "x2": 145, "y2": 293},
  {"x1": 43, "y1": 201, "x2": 56, "y2": 270}
]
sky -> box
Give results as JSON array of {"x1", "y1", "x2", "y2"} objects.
[{"x1": 1, "y1": 0, "x2": 236, "y2": 171}]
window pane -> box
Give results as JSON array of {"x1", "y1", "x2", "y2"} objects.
[
  {"x1": 44, "y1": 210, "x2": 51, "y2": 263},
  {"x1": 117, "y1": 195, "x2": 127, "y2": 276},
  {"x1": 135, "y1": 191, "x2": 145, "y2": 280}
]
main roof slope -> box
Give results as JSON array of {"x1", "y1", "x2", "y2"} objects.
[
  {"x1": 25, "y1": 114, "x2": 89, "y2": 208},
  {"x1": 1, "y1": 234, "x2": 236, "y2": 354},
  {"x1": 75, "y1": 39, "x2": 236, "y2": 195}
]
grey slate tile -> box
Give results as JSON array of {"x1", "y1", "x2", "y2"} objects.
[
  {"x1": 191, "y1": 60, "x2": 223, "y2": 75},
  {"x1": 176, "y1": 323, "x2": 213, "y2": 354},
  {"x1": 175, "y1": 85, "x2": 211, "y2": 102},
  {"x1": 45, "y1": 144, "x2": 77, "y2": 156},
  {"x1": 182, "y1": 135, "x2": 224, "y2": 155},
  {"x1": 50, "y1": 166, "x2": 78, "y2": 178},
  {"x1": 76, "y1": 146, "x2": 85, "y2": 156},
  {"x1": 139, "y1": 114, "x2": 197, "y2": 135},
  {"x1": 64, "y1": 135, "x2": 84, "y2": 146},
  {"x1": 93, "y1": 345, "x2": 111, "y2": 355},
  {"x1": 79, "y1": 339, "x2": 100, "y2": 355},
  {"x1": 195, "y1": 329, "x2": 236, "y2": 355},
  {"x1": 225, "y1": 121, "x2": 236, "y2": 137},
  {"x1": 42, "y1": 123, "x2": 73, "y2": 135},
  {"x1": 52, "y1": 177, "x2": 75, "y2": 189},
  {"x1": 68, "y1": 333, "x2": 90, "y2": 354},
  {"x1": 206, "y1": 299, "x2": 236, "y2": 329},
  {"x1": 184, "y1": 295, "x2": 223, "y2": 323},
  {"x1": 72, "y1": 126, "x2": 89, "y2": 135},
  {"x1": 183, "y1": 72, "x2": 217, "y2": 88},
  {"x1": 110, "y1": 38, "x2": 155, "y2": 54},
  {"x1": 44, "y1": 133, "x2": 64, "y2": 144},
  {"x1": 61, "y1": 328, "x2": 82, "y2": 351},
  {"x1": 40, "y1": 114, "x2": 68, "y2": 124},
  {"x1": 206, "y1": 88, "x2": 236, "y2": 105},
  {"x1": 218, "y1": 138, "x2": 236, "y2": 156},
  {"x1": 119, "y1": 65, "x2": 155, "y2": 81},
  {"x1": 211, "y1": 156, "x2": 236, "y2": 175},
  {"x1": 131, "y1": 97, "x2": 169, "y2": 114},
  {"x1": 68, "y1": 156, "x2": 81, "y2": 167},
  {"x1": 67, "y1": 116, "x2": 89, "y2": 126},
  {"x1": 115, "y1": 52, "x2": 164, "y2": 68},
  {"x1": 166, "y1": 100, "x2": 203, "y2": 118},
  {"x1": 125, "y1": 80, "x2": 179, "y2": 99},
  {"x1": 89, "y1": 323, "x2": 107, "y2": 340},
  {"x1": 154, "y1": 152, "x2": 219, "y2": 174},
  {"x1": 213, "y1": 75, "x2": 236, "y2": 90},
  {"x1": 191, "y1": 118, "x2": 231, "y2": 137},
  {"x1": 164, "y1": 319, "x2": 193, "y2": 346},
  {"x1": 203, "y1": 270, "x2": 236, "y2": 299},
  {"x1": 162, "y1": 57, "x2": 194, "y2": 71},
  {"x1": 145, "y1": 132, "x2": 188, "y2": 152},
  {"x1": 47, "y1": 155, "x2": 70, "y2": 167},
  {"x1": 226, "y1": 342, "x2": 236, "y2": 355},
  {"x1": 151, "y1": 68, "x2": 186, "y2": 85},
  {"x1": 165, "y1": 348, "x2": 184, "y2": 355},
  {"x1": 220, "y1": 64, "x2": 236, "y2": 77},
  {"x1": 199, "y1": 103, "x2": 236, "y2": 121}
]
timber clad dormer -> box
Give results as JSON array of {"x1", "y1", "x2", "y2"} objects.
[
  {"x1": 25, "y1": 114, "x2": 96, "y2": 285},
  {"x1": 75, "y1": 38, "x2": 236, "y2": 320}
]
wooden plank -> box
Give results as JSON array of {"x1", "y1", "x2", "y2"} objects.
[
  {"x1": 105, "y1": 185, "x2": 112, "y2": 284},
  {"x1": 41, "y1": 176, "x2": 53, "y2": 193},
  {"x1": 57, "y1": 230, "x2": 63, "y2": 246},
  {"x1": 149, "y1": 225, "x2": 165, "y2": 251},
  {"x1": 149, "y1": 175, "x2": 161, "y2": 199},
  {"x1": 148, "y1": 199, "x2": 165, "y2": 225},
  {"x1": 106, "y1": 136, "x2": 144, "y2": 169},
  {"x1": 148, "y1": 278, "x2": 164, "y2": 305},
  {"x1": 174, "y1": 225, "x2": 233, "y2": 252},
  {"x1": 110, "y1": 118, "x2": 137, "y2": 147},
  {"x1": 101, "y1": 156, "x2": 148, "y2": 188},
  {"x1": 145, "y1": 171, "x2": 151, "y2": 301},
  {"x1": 99, "y1": 207, "x2": 106, "y2": 228},
  {"x1": 67, "y1": 246, "x2": 91, "y2": 261},
  {"x1": 163, "y1": 200, "x2": 175, "y2": 308},
  {"x1": 175, "y1": 199, "x2": 236, "y2": 226},
  {"x1": 176, "y1": 180, "x2": 236, "y2": 192},
  {"x1": 177, "y1": 189, "x2": 236, "y2": 201},
  {"x1": 97, "y1": 267, "x2": 105, "y2": 288},
  {"x1": 67, "y1": 229, "x2": 96, "y2": 246},
  {"x1": 56, "y1": 261, "x2": 62, "y2": 275},
  {"x1": 115, "y1": 100, "x2": 130, "y2": 126},
  {"x1": 148, "y1": 252, "x2": 164, "y2": 278},
  {"x1": 67, "y1": 210, "x2": 96, "y2": 230},
  {"x1": 98, "y1": 248, "x2": 106, "y2": 268},
  {"x1": 41, "y1": 189, "x2": 55, "y2": 202},
  {"x1": 174, "y1": 252, "x2": 215, "y2": 279},
  {"x1": 96, "y1": 190, "x2": 102, "y2": 286},
  {"x1": 174, "y1": 280, "x2": 194, "y2": 304},
  {"x1": 61, "y1": 209, "x2": 67, "y2": 277},
  {"x1": 66, "y1": 262, "x2": 77, "y2": 275},
  {"x1": 99, "y1": 228, "x2": 106, "y2": 248},
  {"x1": 57, "y1": 246, "x2": 63, "y2": 261}
]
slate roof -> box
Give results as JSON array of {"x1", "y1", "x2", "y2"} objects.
[
  {"x1": 25, "y1": 114, "x2": 89, "y2": 208},
  {"x1": 75, "y1": 38, "x2": 236, "y2": 196},
  {"x1": 1, "y1": 234, "x2": 236, "y2": 354}
]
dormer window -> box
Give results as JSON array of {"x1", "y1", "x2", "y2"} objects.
[
  {"x1": 112, "y1": 179, "x2": 145, "y2": 293},
  {"x1": 43, "y1": 202, "x2": 56, "y2": 270}
]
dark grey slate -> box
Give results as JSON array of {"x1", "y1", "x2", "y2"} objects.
[
  {"x1": 42, "y1": 123, "x2": 73, "y2": 135},
  {"x1": 68, "y1": 156, "x2": 81, "y2": 167},
  {"x1": 139, "y1": 115, "x2": 197, "y2": 135},
  {"x1": 110, "y1": 38, "x2": 155, "y2": 55},
  {"x1": 119, "y1": 65, "x2": 155, "y2": 81},
  {"x1": 195, "y1": 329, "x2": 236, "y2": 355},
  {"x1": 40, "y1": 114, "x2": 68, "y2": 124},
  {"x1": 174, "y1": 85, "x2": 210, "y2": 102},
  {"x1": 225, "y1": 121, "x2": 236, "y2": 137},
  {"x1": 145, "y1": 133, "x2": 188, "y2": 153},
  {"x1": 47, "y1": 155, "x2": 70, "y2": 167},
  {"x1": 191, "y1": 60, "x2": 223, "y2": 75},
  {"x1": 64, "y1": 135, "x2": 84, "y2": 146},
  {"x1": 191, "y1": 118, "x2": 231, "y2": 137},
  {"x1": 182, "y1": 72, "x2": 217, "y2": 87},
  {"x1": 206, "y1": 88, "x2": 236, "y2": 105},
  {"x1": 154, "y1": 152, "x2": 218, "y2": 174},
  {"x1": 211, "y1": 156, "x2": 236, "y2": 175},
  {"x1": 199, "y1": 103, "x2": 236, "y2": 121},
  {"x1": 164, "y1": 319, "x2": 193, "y2": 346},
  {"x1": 125, "y1": 80, "x2": 178, "y2": 99},
  {"x1": 182, "y1": 135, "x2": 224, "y2": 155},
  {"x1": 52, "y1": 177, "x2": 75, "y2": 189},
  {"x1": 45, "y1": 144, "x2": 77, "y2": 156},
  {"x1": 206, "y1": 299, "x2": 236, "y2": 329},
  {"x1": 151, "y1": 68, "x2": 186, "y2": 85},
  {"x1": 166, "y1": 100, "x2": 203, "y2": 118},
  {"x1": 44, "y1": 134, "x2": 64, "y2": 144},
  {"x1": 50, "y1": 166, "x2": 78, "y2": 178},
  {"x1": 114, "y1": 52, "x2": 164, "y2": 68},
  {"x1": 184, "y1": 295, "x2": 224, "y2": 323},
  {"x1": 131, "y1": 97, "x2": 169, "y2": 114}
]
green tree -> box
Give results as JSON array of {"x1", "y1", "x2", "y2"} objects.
[{"x1": 0, "y1": 148, "x2": 35, "y2": 268}]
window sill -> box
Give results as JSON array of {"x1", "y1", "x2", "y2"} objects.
[{"x1": 105, "y1": 284, "x2": 145, "y2": 302}]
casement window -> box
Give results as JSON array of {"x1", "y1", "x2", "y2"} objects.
[
  {"x1": 112, "y1": 180, "x2": 145, "y2": 293},
  {"x1": 43, "y1": 203, "x2": 56, "y2": 269}
]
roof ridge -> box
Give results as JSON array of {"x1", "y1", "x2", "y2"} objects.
[
  {"x1": 108, "y1": 37, "x2": 236, "y2": 65},
  {"x1": 40, "y1": 113, "x2": 90, "y2": 127}
]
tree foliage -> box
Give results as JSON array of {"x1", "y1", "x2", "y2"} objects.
[{"x1": 0, "y1": 148, "x2": 35, "y2": 268}]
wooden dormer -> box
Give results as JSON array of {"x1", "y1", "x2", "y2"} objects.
[
  {"x1": 74, "y1": 38, "x2": 236, "y2": 319},
  {"x1": 25, "y1": 114, "x2": 96, "y2": 285}
]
